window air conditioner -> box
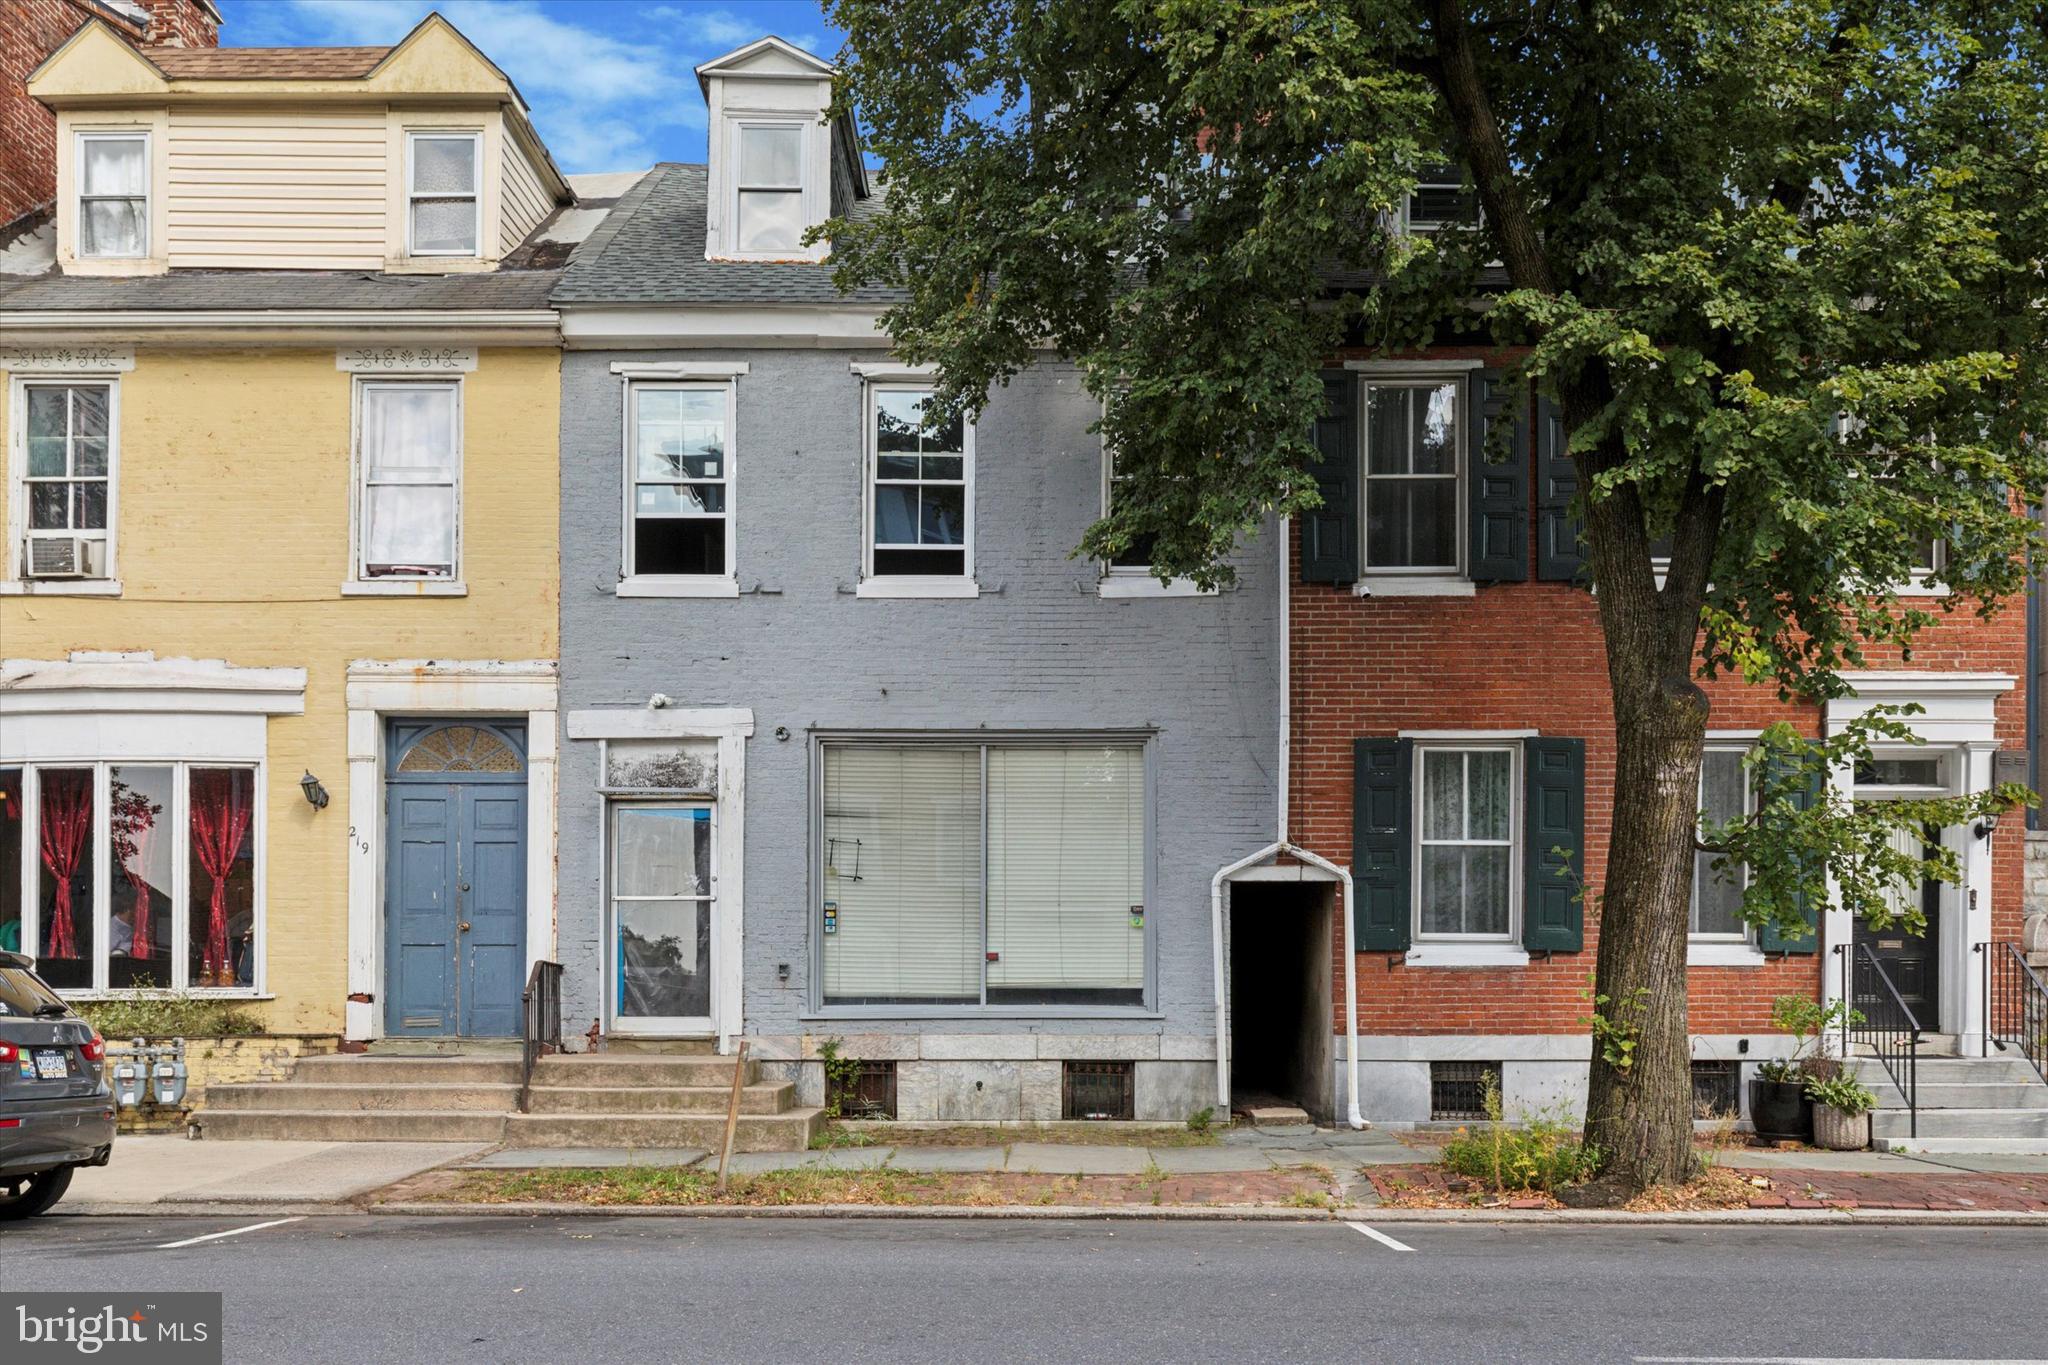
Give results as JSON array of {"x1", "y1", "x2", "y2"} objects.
[{"x1": 26, "y1": 536, "x2": 99, "y2": 579}]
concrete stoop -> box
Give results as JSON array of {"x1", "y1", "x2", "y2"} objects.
[
  {"x1": 1845, "y1": 1055, "x2": 2048, "y2": 1154},
  {"x1": 194, "y1": 1051, "x2": 824, "y2": 1151}
]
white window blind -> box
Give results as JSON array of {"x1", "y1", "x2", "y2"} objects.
[
  {"x1": 358, "y1": 381, "x2": 459, "y2": 579},
  {"x1": 986, "y1": 748, "x2": 1144, "y2": 995}
]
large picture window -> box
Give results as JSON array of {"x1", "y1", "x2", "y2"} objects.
[
  {"x1": 16, "y1": 380, "x2": 115, "y2": 581},
  {"x1": 820, "y1": 741, "x2": 1146, "y2": 1010},
  {"x1": 355, "y1": 379, "x2": 460, "y2": 581},
  {"x1": 866, "y1": 386, "x2": 971, "y2": 580},
  {"x1": 0, "y1": 763, "x2": 259, "y2": 994},
  {"x1": 625, "y1": 382, "x2": 732, "y2": 581},
  {"x1": 1363, "y1": 380, "x2": 1462, "y2": 573}
]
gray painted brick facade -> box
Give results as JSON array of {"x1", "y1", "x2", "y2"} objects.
[{"x1": 557, "y1": 348, "x2": 1279, "y2": 1118}]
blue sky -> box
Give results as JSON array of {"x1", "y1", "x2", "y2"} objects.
[{"x1": 213, "y1": 1, "x2": 844, "y2": 174}]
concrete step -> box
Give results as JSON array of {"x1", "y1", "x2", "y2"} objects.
[
  {"x1": 203, "y1": 1082, "x2": 521, "y2": 1113},
  {"x1": 1863, "y1": 1082, "x2": 2048, "y2": 1110},
  {"x1": 530, "y1": 1056, "x2": 748, "y2": 1088},
  {"x1": 500, "y1": 1108, "x2": 824, "y2": 1153},
  {"x1": 364, "y1": 1039, "x2": 522, "y2": 1057},
  {"x1": 1870, "y1": 1107, "x2": 2048, "y2": 1140},
  {"x1": 1843, "y1": 1056, "x2": 2045, "y2": 1086},
  {"x1": 523, "y1": 1083, "x2": 793, "y2": 1116},
  {"x1": 290, "y1": 1055, "x2": 523, "y2": 1086},
  {"x1": 193, "y1": 1109, "x2": 508, "y2": 1143},
  {"x1": 1873, "y1": 1136, "x2": 2048, "y2": 1154},
  {"x1": 600, "y1": 1038, "x2": 719, "y2": 1056}
]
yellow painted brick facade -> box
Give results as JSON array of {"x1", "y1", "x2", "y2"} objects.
[{"x1": 0, "y1": 346, "x2": 560, "y2": 1035}]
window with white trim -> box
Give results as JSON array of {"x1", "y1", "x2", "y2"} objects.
[
  {"x1": 866, "y1": 385, "x2": 971, "y2": 579},
  {"x1": 1403, "y1": 164, "x2": 1480, "y2": 233},
  {"x1": 406, "y1": 131, "x2": 481, "y2": 257},
  {"x1": 354, "y1": 379, "x2": 460, "y2": 581},
  {"x1": 733, "y1": 122, "x2": 806, "y2": 254},
  {"x1": 15, "y1": 380, "x2": 115, "y2": 581},
  {"x1": 625, "y1": 382, "x2": 733, "y2": 581},
  {"x1": 76, "y1": 132, "x2": 148, "y2": 259},
  {"x1": 1414, "y1": 744, "x2": 1518, "y2": 939},
  {"x1": 1692, "y1": 746, "x2": 1753, "y2": 940},
  {"x1": 1363, "y1": 379, "x2": 1463, "y2": 573},
  {"x1": 1101, "y1": 449, "x2": 1158, "y2": 574},
  {"x1": 0, "y1": 762, "x2": 260, "y2": 995},
  {"x1": 819, "y1": 741, "x2": 1147, "y2": 1010}
]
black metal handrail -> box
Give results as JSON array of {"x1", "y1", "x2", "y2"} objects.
[
  {"x1": 1979, "y1": 940, "x2": 2047, "y2": 1085},
  {"x1": 519, "y1": 959, "x2": 563, "y2": 1113},
  {"x1": 1835, "y1": 941, "x2": 1921, "y2": 1139}
]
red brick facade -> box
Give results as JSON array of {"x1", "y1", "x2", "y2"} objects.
[
  {"x1": 0, "y1": 0, "x2": 220, "y2": 232},
  {"x1": 1289, "y1": 348, "x2": 2029, "y2": 1048}
]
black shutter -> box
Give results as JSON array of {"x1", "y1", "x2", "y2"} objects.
[
  {"x1": 1352, "y1": 737, "x2": 1412, "y2": 951},
  {"x1": 1302, "y1": 372, "x2": 1358, "y2": 583},
  {"x1": 1468, "y1": 368, "x2": 1529, "y2": 582},
  {"x1": 1522, "y1": 737, "x2": 1585, "y2": 952},
  {"x1": 1535, "y1": 395, "x2": 1587, "y2": 582},
  {"x1": 1756, "y1": 754, "x2": 1822, "y2": 954}
]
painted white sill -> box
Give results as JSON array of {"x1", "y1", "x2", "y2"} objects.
[
  {"x1": 1893, "y1": 578, "x2": 1951, "y2": 598},
  {"x1": 856, "y1": 576, "x2": 981, "y2": 600},
  {"x1": 1403, "y1": 942, "x2": 1531, "y2": 968},
  {"x1": 59, "y1": 990, "x2": 272, "y2": 1002},
  {"x1": 1688, "y1": 941, "x2": 1767, "y2": 968},
  {"x1": 616, "y1": 576, "x2": 741, "y2": 599},
  {"x1": 0, "y1": 578, "x2": 122, "y2": 597},
  {"x1": 1099, "y1": 573, "x2": 1207, "y2": 599},
  {"x1": 341, "y1": 579, "x2": 466, "y2": 597},
  {"x1": 1352, "y1": 575, "x2": 1475, "y2": 598}
]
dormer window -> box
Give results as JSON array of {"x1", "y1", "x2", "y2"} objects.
[
  {"x1": 734, "y1": 123, "x2": 806, "y2": 254},
  {"x1": 407, "y1": 131, "x2": 482, "y2": 257},
  {"x1": 76, "y1": 132, "x2": 148, "y2": 259}
]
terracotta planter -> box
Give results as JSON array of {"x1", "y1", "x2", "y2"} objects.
[
  {"x1": 1748, "y1": 1077, "x2": 1812, "y2": 1143},
  {"x1": 1813, "y1": 1103, "x2": 1871, "y2": 1151}
]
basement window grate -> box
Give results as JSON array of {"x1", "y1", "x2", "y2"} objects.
[
  {"x1": 1691, "y1": 1060, "x2": 1740, "y2": 1120},
  {"x1": 830, "y1": 1060, "x2": 897, "y2": 1120},
  {"x1": 1429, "y1": 1061, "x2": 1502, "y2": 1121},
  {"x1": 1062, "y1": 1060, "x2": 1135, "y2": 1121}
]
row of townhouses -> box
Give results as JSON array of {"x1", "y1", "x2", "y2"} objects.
[{"x1": 2, "y1": 9, "x2": 2040, "y2": 1142}]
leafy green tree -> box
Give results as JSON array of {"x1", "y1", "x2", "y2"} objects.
[{"x1": 821, "y1": 0, "x2": 2048, "y2": 1195}]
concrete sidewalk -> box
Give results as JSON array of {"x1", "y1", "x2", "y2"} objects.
[{"x1": 65, "y1": 1135, "x2": 491, "y2": 1209}]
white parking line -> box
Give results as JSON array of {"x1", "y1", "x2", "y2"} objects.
[
  {"x1": 1634, "y1": 1357, "x2": 2048, "y2": 1363},
  {"x1": 156, "y1": 1217, "x2": 303, "y2": 1250},
  {"x1": 1345, "y1": 1222, "x2": 1415, "y2": 1252}
]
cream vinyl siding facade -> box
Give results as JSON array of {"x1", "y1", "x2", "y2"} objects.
[
  {"x1": 499, "y1": 131, "x2": 551, "y2": 257},
  {"x1": 165, "y1": 108, "x2": 388, "y2": 270}
]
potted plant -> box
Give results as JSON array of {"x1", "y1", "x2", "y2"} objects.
[
  {"x1": 1805, "y1": 1072, "x2": 1879, "y2": 1150},
  {"x1": 1747, "y1": 995, "x2": 1856, "y2": 1144}
]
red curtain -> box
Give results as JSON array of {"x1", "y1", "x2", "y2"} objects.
[
  {"x1": 190, "y1": 770, "x2": 252, "y2": 983},
  {"x1": 37, "y1": 771, "x2": 91, "y2": 961}
]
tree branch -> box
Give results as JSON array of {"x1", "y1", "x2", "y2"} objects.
[{"x1": 1426, "y1": 0, "x2": 1554, "y2": 294}]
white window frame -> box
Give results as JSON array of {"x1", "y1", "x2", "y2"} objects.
[
  {"x1": 618, "y1": 379, "x2": 739, "y2": 598},
  {"x1": 7, "y1": 376, "x2": 119, "y2": 593},
  {"x1": 404, "y1": 130, "x2": 483, "y2": 259},
  {"x1": 605, "y1": 798, "x2": 718, "y2": 1035},
  {"x1": 858, "y1": 381, "x2": 978, "y2": 598},
  {"x1": 1097, "y1": 446, "x2": 1205, "y2": 598},
  {"x1": 1401, "y1": 166, "x2": 1482, "y2": 234},
  {"x1": 1691, "y1": 742, "x2": 1756, "y2": 945},
  {"x1": 347, "y1": 377, "x2": 464, "y2": 593},
  {"x1": 1411, "y1": 741, "x2": 1520, "y2": 944},
  {"x1": 74, "y1": 130, "x2": 149, "y2": 261},
  {"x1": 1360, "y1": 376, "x2": 1467, "y2": 579},
  {"x1": 725, "y1": 119, "x2": 810, "y2": 259},
  {"x1": 3, "y1": 759, "x2": 266, "y2": 999}
]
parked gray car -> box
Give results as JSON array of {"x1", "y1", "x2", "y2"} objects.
[{"x1": 0, "y1": 950, "x2": 113, "y2": 1218}]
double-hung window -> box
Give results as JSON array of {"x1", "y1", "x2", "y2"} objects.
[
  {"x1": 16, "y1": 380, "x2": 115, "y2": 581},
  {"x1": 624, "y1": 382, "x2": 733, "y2": 584},
  {"x1": 76, "y1": 132, "x2": 148, "y2": 259},
  {"x1": 734, "y1": 123, "x2": 805, "y2": 254},
  {"x1": 1363, "y1": 380, "x2": 1463, "y2": 574},
  {"x1": 866, "y1": 385, "x2": 971, "y2": 582},
  {"x1": 819, "y1": 740, "x2": 1147, "y2": 1010},
  {"x1": 1692, "y1": 747, "x2": 1753, "y2": 940},
  {"x1": 1415, "y1": 744, "x2": 1517, "y2": 940},
  {"x1": 354, "y1": 379, "x2": 460, "y2": 582},
  {"x1": 406, "y1": 131, "x2": 481, "y2": 257},
  {"x1": 1403, "y1": 164, "x2": 1481, "y2": 233},
  {"x1": 1102, "y1": 450, "x2": 1157, "y2": 572}
]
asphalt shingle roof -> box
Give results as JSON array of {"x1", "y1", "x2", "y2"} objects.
[
  {"x1": 0, "y1": 268, "x2": 562, "y2": 312},
  {"x1": 147, "y1": 46, "x2": 391, "y2": 79},
  {"x1": 551, "y1": 163, "x2": 903, "y2": 307}
]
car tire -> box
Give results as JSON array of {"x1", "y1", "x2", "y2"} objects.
[{"x1": 0, "y1": 1166, "x2": 74, "y2": 1220}]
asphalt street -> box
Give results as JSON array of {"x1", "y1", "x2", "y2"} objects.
[{"x1": 4, "y1": 1215, "x2": 2044, "y2": 1364}]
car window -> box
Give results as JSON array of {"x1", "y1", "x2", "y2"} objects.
[{"x1": 0, "y1": 966, "x2": 67, "y2": 1018}]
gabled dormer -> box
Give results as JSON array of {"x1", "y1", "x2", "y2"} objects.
[
  {"x1": 695, "y1": 36, "x2": 867, "y2": 264},
  {"x1": 25, "y1": 12, "x2": 574, "y2": 276}
]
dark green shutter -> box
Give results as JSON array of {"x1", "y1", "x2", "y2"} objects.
[
  {"x1": 1756, "y1": 755, "x2": 1822, "y2": 954},
  {"x1": 1302, "y1": 372, "x2": 1358, "y2": 583},
  {"x1": 1522, "y1": 737, "x2": 1585, "y2": 952},
  {"x1": 1468, "y1": 368, "x2": 1529, "y2": 582},
  {"x1": 1352, "y1": 737, "x2": 1412, "y2": 951},
  {"x1": 1535, "y1": 395, "x2": 1587, "y2": 582}
]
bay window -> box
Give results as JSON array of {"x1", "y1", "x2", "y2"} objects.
[
  {"x1": 354, "y1": 379, "x2": 460, "y2": 582},
  {"x1": 819, "y1": 740, "x2": 1147, "y2": 1010},
  {"x1": 76, "y1": 132, "x2": 148, "y2": 259},
  {"x1": 0, "y1": 763, "x2": 260, "y2": 994}
]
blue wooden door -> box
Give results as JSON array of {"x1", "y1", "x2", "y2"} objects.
[{"x1": 384, "y1": 722, "x2": 527, "y2": 1038}]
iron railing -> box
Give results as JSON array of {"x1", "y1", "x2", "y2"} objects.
[
  {"x1": 519, "y1": 959, "x2": 563, "y2": 1113},
  {"x1": 1836, "y1": 941, "x2": 1921, "y2": 1139},
  {"x1": 1980, "y1": 940, "x2": 2048, "y2": 1085}
]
